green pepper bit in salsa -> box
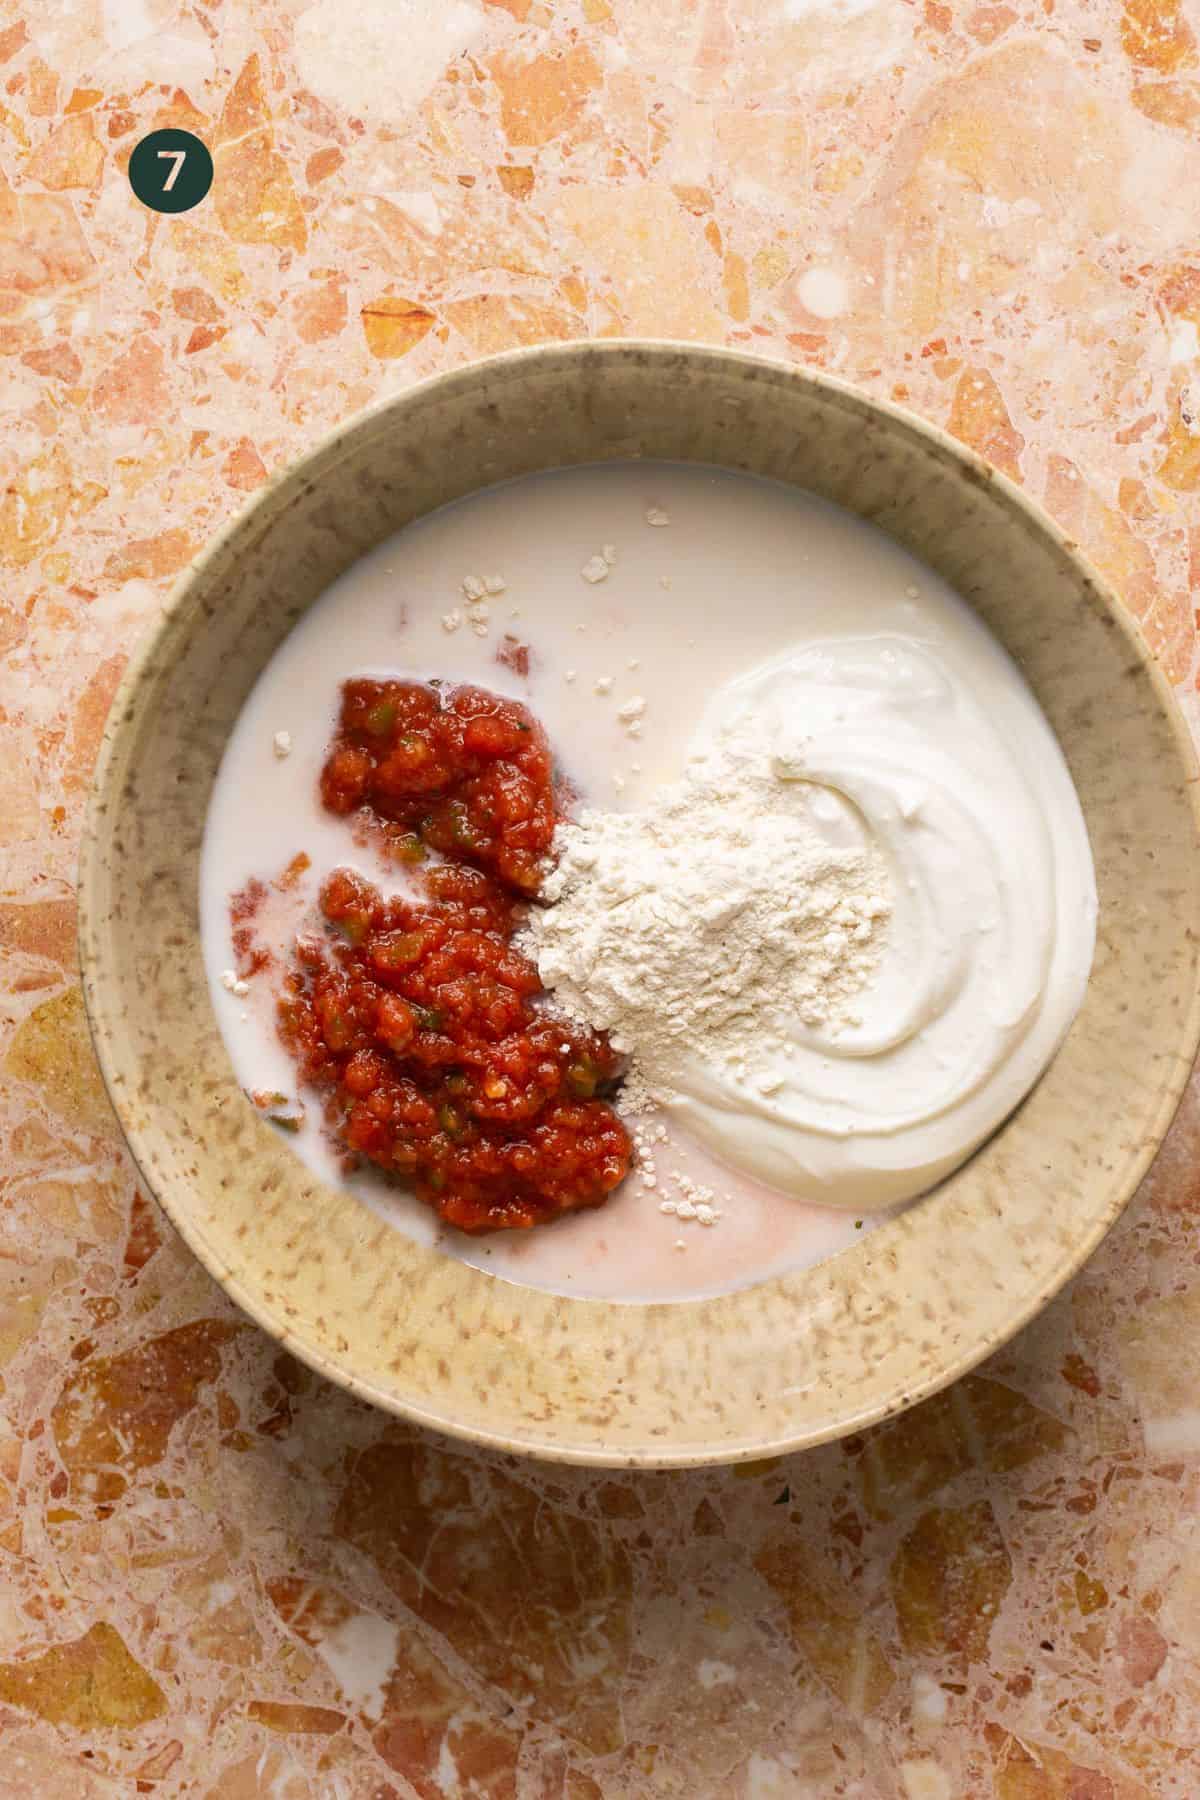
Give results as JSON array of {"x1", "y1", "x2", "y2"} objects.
[{"x1": 320, "y1": 674, "x2": 558, "y2": 892}]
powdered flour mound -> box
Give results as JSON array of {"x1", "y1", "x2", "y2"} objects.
[{"x1": 524, "y1": 738, "x2": 891, "y2": 1107}]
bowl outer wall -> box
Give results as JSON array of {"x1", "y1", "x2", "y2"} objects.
[{"x1": 78, "y1": 342, "x2": 1200, "y2": 1467}]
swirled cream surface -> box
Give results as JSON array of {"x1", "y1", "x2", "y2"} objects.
[
  {"x1": 202, "y1": 460, "x2": 1096, "y2": 1300},
  {"x1": 583, "y1": 630, "x2": 1097, "y2": 1211}
]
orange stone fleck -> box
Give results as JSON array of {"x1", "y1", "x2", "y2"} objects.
[
  {"x1": 122, "y1": 1189, "x2": 164, "y2": 1280},
  {"x1": 93, "y1": 336, "x2": 172, "y2": 428},
  {"x1": 1042, "y1": 451, "x2": 1192, "y2": 681},
  {"x1": 65, "y1": 651, "x2": 128, "y2": 793},
  {"x1": 246, "y1": 1700, "x2": 346, "y2": 1734},
  {"x1": 968, "y1": 4, "x2": 1017, "y2": 42},
  {"x1": 267, "y1": 1576, "x2": 359, "y2": 1649},
  {"x1": 490, "y1": 42, "x2": 602, "y2": 148},
  {"x1": 4, "y1": 986, "x2": 119, "y2": 1140},
  {"x1": 947, "y1": 367, "x2": 1025, "y2": 482},
  {"x1": 104, "y1": 528, "x2": 195, "y2": 582},
  {"x1": 1157, "y1": 385, "x2": 1200, "y2": 492},
  {"x1": 1075, "y1": 1569, "x2": 1110, "y2": 1615},
  {"x1": 1160, "y1": 263, "x2": 1200, "y2": 327},
  {"x1": 560, "y1": 271, "x2": 587, "y2": 311},
  {"x1": 136, "y1": 1741, "x2": 184, "y2": 1783},
  {"x1": 0, "y1": 603, "x2": 26, "y2": 656},
  {"x1": 0, "y1": 98, "x2": 29, "y2": 152},
  {"x1": 27, "y1": 56, "x2": 58, "y2": 118},
  {"x1": 0, "y1": 1623, "x2": 166, "y2": 1728},
  {"x1": 360, "y1": 295, "x2": 436, "y2": 359},
  {"x1": 0, "y1": 1259, "x2": 64, "y2": 1368},
  {"x1": 0, "y1": 899, "x2": 76, "y2": 966},
  {"x1": 443, "y1": 293, "x2": 575, "y2": 354},
  {"x1": 1121, "y1": 0, "x2": 1197, "y2": 72},
  {"x1": 1132, "y1": 78, "x2": 1200, "y2": 126},
  {"x1": 185, "y1": 324, "x2": 227, "y2": 354},
  {"x1": 223, "y1": 436, "x2": 269, "y2": 491},
  {"x1": 1061, "y1": 1351, "x2": 1102, "y2": 1396},
  {"x1": 891, "y1": 1500, "x2": 1013, "y2": 1665},
  {"x1": 22, "y1": 341, "x2": 82, "y2": 382},
  {"x1": 723, "y1": 250, "x2": 750, "y2": 322},
  {"x1": 52, "y1": 1318, "x2": 241, "y2": 1505},
  {"x1": 293, "y1": 276, "x2": 347, "y2": 345},
  {"x1": 1117, "y1": 1612, "x2": 1169, "y2": 1686},
  {"x1": 151, "y1": 88, "x2": 211, "y2": 140},
  {"x1": 214, "y1": 55, "x2": 307, "y2": 254},
  {"x1": 172, "y1": 285, "x2": 222, "y2": 323},
  {"x1": 24, "y1": 113, "x2": 104, "y2": 191},
  {"x1": 306, "y1": 146, "x2": 343, "y2": 185},
  {"x1": 497, "y1": 164, "x2": 535, "y2": 199},
  {"x1": 1046, "y1": 453, "x2": 1157, "y2": 592},
  {"x1": 0, "y1": 444, "x2": 73, "y2": 567}
]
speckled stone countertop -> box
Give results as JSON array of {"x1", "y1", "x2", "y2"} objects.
[{"x1": 2, "y1": 2, "x2": 1199, "y2": 1795}]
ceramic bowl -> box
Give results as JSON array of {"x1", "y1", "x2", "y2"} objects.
[{"x1": 78, "y1": 343, "x2": 1200, "y2": 1467}]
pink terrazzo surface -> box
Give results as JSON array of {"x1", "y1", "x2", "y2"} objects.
[{"x1": 2, "y1": 1, "x2": 1200, "y2": 1795}]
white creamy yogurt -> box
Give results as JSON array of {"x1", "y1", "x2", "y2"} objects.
[
  {"x1": 589, "y1": 632, "x2": 1096, "y2": 1209},
  {"x1": 200, "y1": 462, "x2": 1096, "y2": 1300}
]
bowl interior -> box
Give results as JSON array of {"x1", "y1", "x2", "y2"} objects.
[{"x1": 79, "y1": 344, "x2": 1200, "y2": 1466}]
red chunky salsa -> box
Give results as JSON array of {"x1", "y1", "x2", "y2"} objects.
[
  {"x1": 319, "y1": 675, "x2": 556, "y2": 892},
  {"x1": 273, "y1": 679, "x2": 631, "y2": 1233}
]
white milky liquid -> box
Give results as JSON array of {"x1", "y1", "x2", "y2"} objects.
[{"x1": 200, "y1": 462, "x2": 1092, "y2": 1302}]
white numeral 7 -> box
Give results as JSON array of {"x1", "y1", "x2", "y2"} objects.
[{"x1": 157, "y1": 148, "x2": 186, "y2": 192}]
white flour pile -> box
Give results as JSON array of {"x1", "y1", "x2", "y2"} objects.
[{"x1": 524, "y1": 744, "x2": 891, "y2": 1105}]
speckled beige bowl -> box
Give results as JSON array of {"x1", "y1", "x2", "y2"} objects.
[{"x1": 79, "y1": 344, "x2": 1200, "y2": 1467}]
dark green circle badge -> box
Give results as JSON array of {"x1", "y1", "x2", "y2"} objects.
[{"x1": 128, "y1": 129, "x2": 213, "y2": 215}]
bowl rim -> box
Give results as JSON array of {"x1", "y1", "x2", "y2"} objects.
[{"x1": 78, "y1": 339, "x2": 1200, "y2": 1466}]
